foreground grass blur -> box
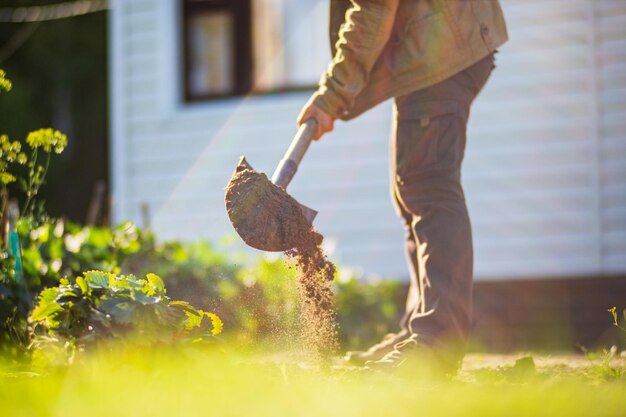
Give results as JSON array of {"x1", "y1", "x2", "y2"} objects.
[{"x1": 2, "y1": 346, "x2": 626, "y2": 417}]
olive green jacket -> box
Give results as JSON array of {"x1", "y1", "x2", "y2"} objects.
[{"x1": 312, "y1": 0, "x2": 508, "y2": 120}]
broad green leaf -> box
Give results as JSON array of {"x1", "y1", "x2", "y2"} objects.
[
  {"x1": 184, "y1": 311, "x2": 202, "y2": 331},
  {"x1": 84, "y1": 270, "x2": 112, "y2": 288},
  {"x1": 35, "y1": 287, "x2": 59, "y2": 304},
  {"x1": 57, "y1": 286, "x2": 80, "y2": 300},
  {"x1": 109, "y1": 276, "x2": 132, "y2": 290},
  {"x1": 205, "y1": 312, "x2": 223, "y2": 335},
  {"x1": 132, "y1": 290, "x2": 160, "y2": 305},
  {"x1": 182, "y1": 310, "x2": 222, "y2": 335},
  {"x1": 76, "y1": 276, "x2": 88, "y2": 294},
  {"x1": 170, "y1": 301, "x2": 199, "y2": 315},
  {"x1": 30, "y1": 288, "x2": 62, "y2": 322},
  {"x1": 120, "y1": 275, "x2": 143, "y2": 290},
  {"x1": 100, "y1": 300, "x2": 136, "y2": 324},
  {"x1": 146, "y1": 273, "x2": 165, "y2": 294}
]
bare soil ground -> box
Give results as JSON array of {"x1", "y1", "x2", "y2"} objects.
[
  {"x1": 458, "y1": 352, "x2": 626, "y2": 381},
  {"x1": 463, "y1": 352, "x2": 625, "y2": 371}
]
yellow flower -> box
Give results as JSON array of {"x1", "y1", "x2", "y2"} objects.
[
  {"x1": 0, "y1": 172, "x2": 16, "y2": 184},
  {"x1": 0, "y1": 134, "x2": 13, "y2": 152},
  {"x1": 0, "y1": 69, "x2": 11, "y2": 93},
  {"x1": 26, "y1": 128, "x2": 68, "y2": 153},
  {"x1": 0, "y1": 134, "x2": 25, "y2": 164}
]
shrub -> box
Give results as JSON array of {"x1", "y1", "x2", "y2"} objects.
[
  {"x1": 335, "y1": 275, "x2": 405, "y2": 350},
  {"x1": 0, "y1": 69, "x2": 72, "y2": 355},
  {"x1": 0, "y1": 219, "x2": 145, "y2": 354},
  {"x1": 125, "y1": 244, "x2": 301, "y2": 347},
  {"x1": 126, "y1": 242, "x2": 405, "y2": 350},
  {"x1": 29, "y1": 270, "x2": 222, "y2": 365}
]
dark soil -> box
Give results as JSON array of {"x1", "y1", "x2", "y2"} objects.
[{"x1": 225, "y1": 157, "x2": 310, "y2": 252}]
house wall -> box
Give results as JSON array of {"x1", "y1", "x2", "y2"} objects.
[{"x1": 109, "y1": 0, "x2": 626, "y2": 280}]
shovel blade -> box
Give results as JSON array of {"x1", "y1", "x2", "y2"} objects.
[
  {"x1": 225, "y1": 157, "x2": 316, "y2": 252},
  {"x1": 299, "y1": 203, "x2": 317, "y2": 224}
]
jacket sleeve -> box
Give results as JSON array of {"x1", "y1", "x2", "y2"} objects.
[{"x1": 312, "y1": 0, "x2": 400, "y2": 119}]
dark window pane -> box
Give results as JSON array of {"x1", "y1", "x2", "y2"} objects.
[
  {"x1": 182, "y1": 0, "x2": 328, "y2": 100},
  {"x1": 187, "y1": 10, "x2": 235, "y2": 96}
]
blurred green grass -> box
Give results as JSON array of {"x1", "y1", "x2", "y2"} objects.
[{"x1": 2, "y1": 347, "x2": 625, "y2": 417}]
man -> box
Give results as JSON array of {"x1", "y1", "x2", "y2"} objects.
[{"x1": 298, "y1": 0, "x2": 508, "y2": 372}]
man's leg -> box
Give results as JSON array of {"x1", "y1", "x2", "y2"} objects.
[
  {"x1": 343, "y1": 191, "x2": 414, "y2": 365},
  {"x1": 393, "y1": 185, "x2": 422, "y2": 331},
  {"x1": 372, "y1": 54, "x2": 496, "y2": 371}
]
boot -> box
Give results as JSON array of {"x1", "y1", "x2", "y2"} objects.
[{"x1": 343, "y1": 330, "x2": 409, "y2": 365}]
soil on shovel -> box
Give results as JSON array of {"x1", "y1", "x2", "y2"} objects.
[
  {"x1": 225, "y1": 158, "x2": 310, "y2": 252},
  {"x1": 225, "y1": 160, "x2": 338, "y2": 359}
]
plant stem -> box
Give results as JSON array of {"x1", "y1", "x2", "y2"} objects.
[
  {"x1": 21, "y1": 147, "x2": 37, "y2": 217},
  {"x1": 22, "y1": 149, "x2": 50, "y2": 217},
  {"x1": 0, "y1": 185, "x2": 6, "y2": 222}
]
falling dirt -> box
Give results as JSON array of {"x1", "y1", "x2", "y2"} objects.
[
  {"x1": 286, "y1": 229, "x2": 339, "y2": 361},
  {"x1": 225, "y1": 157, "x2": 339, "y2": 360}
]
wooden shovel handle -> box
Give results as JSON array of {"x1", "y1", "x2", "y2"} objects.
[{"x1": 271, "y1": 118, "x2": 318, "y2": 189}]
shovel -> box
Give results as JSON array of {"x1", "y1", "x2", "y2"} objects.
[{"x1": 224, "y1": 119, "x2": 319, "y2": 252}]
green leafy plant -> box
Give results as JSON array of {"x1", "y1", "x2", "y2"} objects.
[
  {"x1": 580, "y1": 344, "x2": 624, "y2": 380},
  {"x1": 124, "y1": 242, "x2": 302, "y2": 347},
  {"x1": 29, "y1": 270, "x2": 222, "y2": 364},
  {"x1": 19, "y1": 218, "x2": 143, "y2": 283},
  {"x1": 0, "y1": 218, "x2": 147, "y2": 354},
  {"x1": 122, "y1": 239, "x2": 237, "y2": 313},
  {"x1": 126, "y1": 241, "x2": 404, "y2": 350},
  {"x1": 123, "y1": 240, "x2": 405, "y2": 350}
]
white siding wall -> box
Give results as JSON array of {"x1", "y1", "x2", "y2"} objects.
[
  {"x1": 110, "y1": 0, "x2": 626, "y2": 280},
  {"x1": 597, "y1": 1, "x2": 626, "y2": 273}
]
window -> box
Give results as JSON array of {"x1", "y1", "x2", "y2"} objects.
[
  {"x1": 182, "y1": 0, "x2": 251, "y2": 100},
  {"x1": 182, "y1": 0, "x2": 330, "y2": 101}
]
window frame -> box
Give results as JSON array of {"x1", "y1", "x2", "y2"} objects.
[
  {"x1": 181, "y1": 0, "x2": 320, "y2": 103},
  {"x1": 181, "y1": 0, "x2": 252, "y2": 101}
]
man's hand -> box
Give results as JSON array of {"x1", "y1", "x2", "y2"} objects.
[{"x1": 298, "y1": 99, "x2": 334, "y2": 141}]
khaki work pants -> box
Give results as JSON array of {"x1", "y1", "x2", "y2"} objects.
[{"x1": 391, "y1": 53, "x2": 496, "y2": 362}]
